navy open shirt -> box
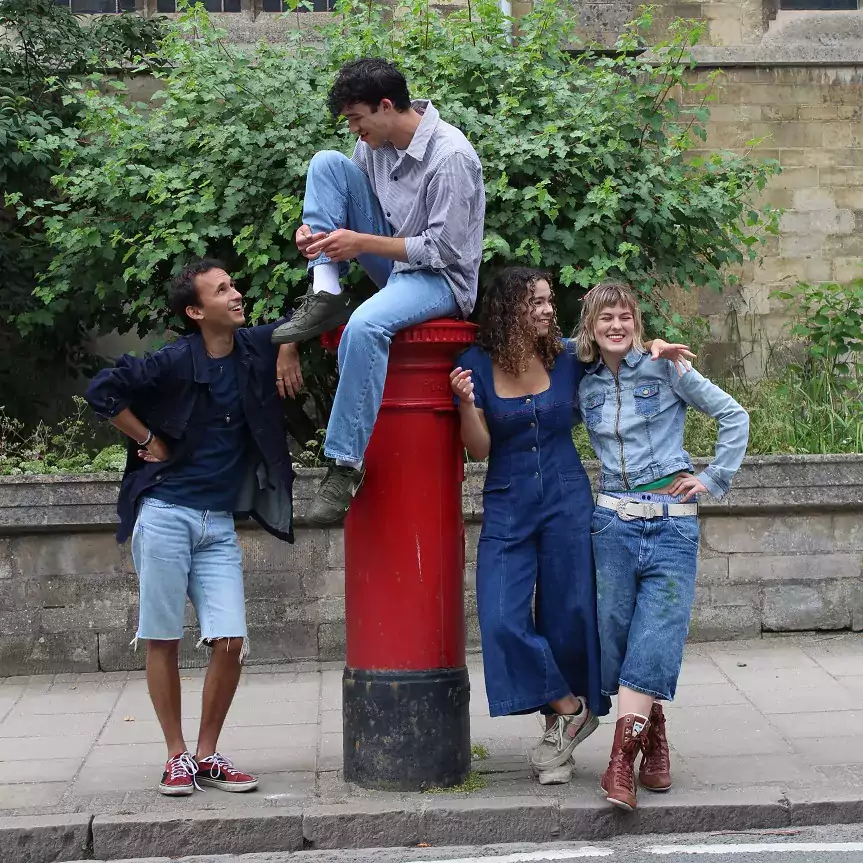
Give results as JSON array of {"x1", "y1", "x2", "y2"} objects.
[{"x1": 85, "y1": 319, "x2": 294, "y2": 544}]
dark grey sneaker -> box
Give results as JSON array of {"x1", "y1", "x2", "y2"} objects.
[
  {"x1": 271, "y1": 289, "x2": 353, "y2": 345},
  {"x1": 307, "y1": 464, "x2": 366, "y2": 526}
]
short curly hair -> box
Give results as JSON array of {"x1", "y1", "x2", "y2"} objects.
[
  {"x1": 327, "y1": 58, "x2": 411, "y2": 118},
  {"x1": 476, "y1": 267, "x2": 562, "y2": 377}
]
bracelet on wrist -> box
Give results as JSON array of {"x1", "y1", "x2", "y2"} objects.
[{"x1": 136, "y1": 430, "x2": 153, "y2": 447}]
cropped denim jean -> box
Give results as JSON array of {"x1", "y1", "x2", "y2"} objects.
[
  {"x1": 591, "y1": 490, "x2": 699, "y2": 702},
  {"x1": 131, "y1": 498, "x2": 247, "y2": 655},
  {"x1": 303, "y1": 150, "x2": 459, "y2": 463}
]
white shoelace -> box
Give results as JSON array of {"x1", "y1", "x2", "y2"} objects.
[
  {"x1": 168, "y1": 752, "x2": 202, "y2": 790},
  {"x1": 541, "y1": 715, "x2": 568, "y2": 753},
  {"x1": 201, "y1": 751, "x2": 235, "y2": 777}
]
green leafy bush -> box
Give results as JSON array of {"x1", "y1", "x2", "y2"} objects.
[{"x1": 15, "y1": 0, "x2": 779, "y2": 426}]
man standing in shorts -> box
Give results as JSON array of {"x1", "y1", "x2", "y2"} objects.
[{"x1": 86, "y1": 259, "x2": 301, "y2": 795}]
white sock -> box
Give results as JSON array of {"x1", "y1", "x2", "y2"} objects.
[
  {"x1": 312, "y1": 263, "x2": 342, "y2": 295},
  {"x1": 336, "y1": 458, "x2": 363, "y2": 471}
]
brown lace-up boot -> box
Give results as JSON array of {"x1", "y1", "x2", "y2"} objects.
[
  {"x1": 600, "y1": 713, "x2": 650, "y2": 811},
  {"x1": 639, "y1": 702, "x2": 672, "y2": 792}
]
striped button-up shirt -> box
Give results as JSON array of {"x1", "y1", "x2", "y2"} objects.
[{"x1": 351, "y1": 100, "x2": 485, "y2": 318}]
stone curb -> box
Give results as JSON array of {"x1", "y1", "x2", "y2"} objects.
[
  {"x1": 11, "y1": 790, "x2": 863, "y2": 863},
  {"x1": 0, "y1": 813, "x2": 92, "y2": 863}
]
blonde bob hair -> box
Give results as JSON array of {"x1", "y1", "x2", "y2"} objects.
[{"x1": 574, "y1": 280, "x2": 646, "y2": 363}]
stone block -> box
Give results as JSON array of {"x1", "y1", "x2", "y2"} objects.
[
  {"x1": 318, "y1": 622, "x2": 345, "y2": 661},
  {"x1": 92, "y1": 809, "x2": 303, "y2": 859},
  {"x1": 245, "y1": 623, "x2": 317, "y2": 663},
  {"x1": 702, "y1": 516, "x2": 835, "y2": 555},
  {"x1": 780, "y1": 234, "x2": 824, "y2": 257},
  {"x1": 0, "y1": 633, "x2": 99, "y2": 676},
  {"x1": 788, "y1": 791, "x2": 863, "y2": 828},
  {"x1": 420, "y1": 797, "x2": 559, "y2": 845},
  {"x1": 0, "y1": 540, "x2": 11, "y2": 580},
  {"x1": 728, "y1": 553, "x2": 861, "y2": 583},
  {"x1": 303, "y1": 803, "x2": 419, "y2": 849},
  {"x1": 0, "y1": 813, "x2": 93, "y2": 863},
  {"x1": 833, "y1": 256, "x2": 863, "y2": 282},
  {"x1": 767, "y1": 167, "x2": 819, "y2": 189},
  {"x1": 689, "y1": 603, "x2": 762, "y2": 642},
  {"x1": 239, "y1": 527, "x2": 326, "y2": 577},
  {"x1": 698, "y1": 557, "x2": 728, "y2": 586},
  {"x1": 303, "y1": 568, "x2": 345, "y2": 598},
  {"x1": 243, "y1": 568, "x2": 303, "y2": 600},
  {"x1": 327, "y1": 529, "x2": 345, "y2": 568},
  {"x1": 11, "y1": 533, "x2": 122, "y2": 580},
  {"x1": 778, "y1": 210, "x2": 812, "y2": 234},
  {"x1": 762, "y1": 581, "x2": 851, "y2": 631},
  {"x1": 820, "y1": 167, "x2": 863, "y2": 187},
  {"x1": 810, "y1": 209, "x2": 856, "y2": 236},
  {"x1": 560, "y1": 789, "x2": 789, "y2": 840}
]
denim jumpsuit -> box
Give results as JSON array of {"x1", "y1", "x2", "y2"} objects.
[{"x1": 458, "y1": 342, "x2": 610, "y2": 719}]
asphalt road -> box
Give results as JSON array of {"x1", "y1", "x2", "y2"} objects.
[{"x1": 76, "y1": 824, "x2": 863, "y2": 863}]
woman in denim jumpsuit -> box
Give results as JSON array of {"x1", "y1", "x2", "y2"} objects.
[
  {"x1": 451, "y1": 268, "x2": 608, "y2": 782},
  {"x1": 575, "y1": 281, "x2": 749, "y2": 812}
]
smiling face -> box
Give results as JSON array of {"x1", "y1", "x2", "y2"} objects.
[
  {"x1": 186, "y1": 268, "x2": 245, "y2": 331},
  {"x1": 343, "y1": 101, "x2": 396, "y2": 150},
  {"x1": 593, "y1": 302, "x2": 636, "y2": 363},
  {"x1": 524, "y1": 278, "x2": 555, "y2": 339}
]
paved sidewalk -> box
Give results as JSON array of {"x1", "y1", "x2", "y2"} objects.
[{"x1": 2, "y1": 634, "x2": 863, "y2": 861}]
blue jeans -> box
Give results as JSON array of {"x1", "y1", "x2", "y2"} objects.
[
  {"x1": 591, "y1": 491, "x2": 699, "y2": 702},
  {"x1": 131, "y1": 498, "x2": 247, "y2": 645},
  {"x1": 303, "y1": 151, "x2": 459, "y2": 462}
]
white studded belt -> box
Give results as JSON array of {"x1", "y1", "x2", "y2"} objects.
[{"x1": 595, "y1": 493, "x2": 698, "y2": 521}]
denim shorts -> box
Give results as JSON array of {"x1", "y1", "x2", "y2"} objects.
[
  {"x1": 591, "y1": 491, "x2": 699, "y2": 702},
  {"x1": 131, "y1": 498, "x2": 247, "y2": 645}
]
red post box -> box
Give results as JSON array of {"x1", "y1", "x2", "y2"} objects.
[{"x1": 322, "y1": 318, "x2": 477, "y2": 790}]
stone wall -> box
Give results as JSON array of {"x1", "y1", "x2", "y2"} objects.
[{"x1": 1, "y1": 455, "x2": 861, "y2": 676}]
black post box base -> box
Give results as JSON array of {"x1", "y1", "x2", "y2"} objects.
[{"x1": 342, "y1": 666, "x2": 471, "y2": 791}]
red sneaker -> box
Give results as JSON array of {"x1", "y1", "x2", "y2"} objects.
[
  {"x1": 195, "y1": 752, "x2": 258, "y2": 793},
  {"x1": 159, "y1": 752, "x2": 200, "y2": 796}
]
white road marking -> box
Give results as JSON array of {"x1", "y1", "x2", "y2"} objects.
[
  {"x1": 404, "y1": 850, "x2": 614, "y2": 863},
  {"x1": 646, "y1": 842, "x2": 863, "y2": 854}
]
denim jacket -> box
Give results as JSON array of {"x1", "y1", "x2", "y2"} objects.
[
  {"x1": 85, "y1": 319, "x2": 294, "y2": 544},
  {"x1": 578, "y1": 349, "x2": 749, "y2": 500}
]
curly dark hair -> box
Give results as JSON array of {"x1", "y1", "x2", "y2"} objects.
[
  {"x1": 169, "y1": 258, "x2": 226, "y2": 332},
  {"x1": 477, "y1": 267, "x2": 563, "y2": 376},
  {"x1": 327, "y1": 58, "x2": 411, "y2": 118}
]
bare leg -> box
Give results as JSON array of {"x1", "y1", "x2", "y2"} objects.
[
  {"x1": 146, "y1": 640, "x2": 186, "y2": 757},
  {"x1": 618, "y1": 685, "x2": 654, "y2": 721},
  {"x1": 195, "y1": 638, "x2": 244, "y2": 759},
  {"x1": 546, "y1": 693, "x2": 582, "y2": 729}
]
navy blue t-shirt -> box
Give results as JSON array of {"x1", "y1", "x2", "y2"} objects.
[{"x1": 150, "y1": 352, "x2": 249, "y2": 512}]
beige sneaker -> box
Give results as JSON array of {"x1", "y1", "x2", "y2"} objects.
[{"x1": 529, "y1": 697, "x2": 599, "y2": 772}]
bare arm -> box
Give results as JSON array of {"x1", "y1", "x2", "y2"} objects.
[
  {"x1": 451, "y1": 367, "x2": 491, "y2": 461},
  {"x1": 110, "y1": 407, "x2": 170, "y2": 463}
]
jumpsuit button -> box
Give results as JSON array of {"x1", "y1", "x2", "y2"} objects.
[
  {"x1": 534, "y1": 472, "x2": 539, "y2": 478},
  {"x1": 531, "y1": 446, "x2": 537, "y2": 452},
  {"x1": 525, "y1": 398, "x2": 531, "y2": 404},
  {"x1": 530, "y1": 422, "x2": 536, "y2": 428}
]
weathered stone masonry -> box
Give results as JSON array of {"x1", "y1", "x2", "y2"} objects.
[{"x1": 0, "y1": 454, "x2": 861, "y2": 675}]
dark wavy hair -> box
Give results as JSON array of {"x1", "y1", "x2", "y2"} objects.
[
  {"x1": 169, "y1": 258, "x2": 225, "y2": 332},
  {"x1": 327, "y1": 58, "x2": 411, "y2": 117},
  {"x1": 476, "y1": 267, "x2": 563, "y2": 376}
]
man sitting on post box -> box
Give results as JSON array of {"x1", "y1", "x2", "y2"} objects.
[
  {"x1": 270, "y1": 57, "x2": 486, "y2": 526},
  {"x1": 84, "y1": 259, "x2": 302, "y2": 797}
]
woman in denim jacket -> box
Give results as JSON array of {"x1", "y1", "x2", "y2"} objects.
[
  {"x1": 576, "y1": 281, "x2": 749, "y2": 812},
  {"x1": 450, "y1": 268, "x2": 690, "y2": 785}
]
